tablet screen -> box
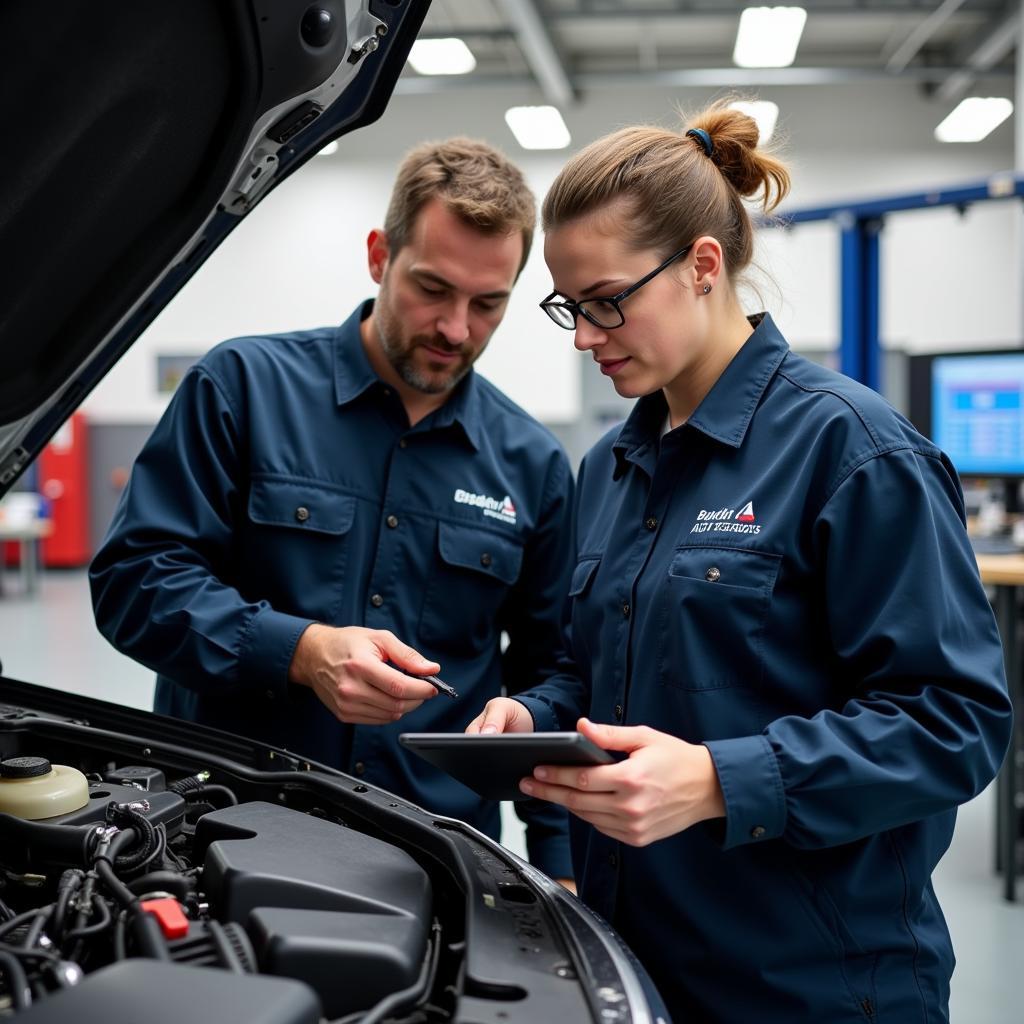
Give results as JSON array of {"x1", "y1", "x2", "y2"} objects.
[{"x1": 399, "y1": 732, "x2": 615, "y2": 802}]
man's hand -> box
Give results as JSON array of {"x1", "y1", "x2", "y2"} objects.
[
  {"x1": 519, "y1": 718, "x2": 726, "y2": 847},
  {"x1": 465, "y1": 696, "x2": 535, "y2": 734},
  {"x1": 289, "y1": 624, "x2": 440, "y2": 725}
]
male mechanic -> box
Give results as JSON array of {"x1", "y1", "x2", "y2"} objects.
[{"x1": 90, "y1": 138, "x2": 574, "y2": 883}]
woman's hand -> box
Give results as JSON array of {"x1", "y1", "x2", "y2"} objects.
[
  {"x1": 465, "y1": 697, "x2": 536, "y2": 734},
  {"x1": 520, "y1": 717, "x2": 725, "y2": 846}
]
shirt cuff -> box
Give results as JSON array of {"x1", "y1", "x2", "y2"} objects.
[
  {"x1": 704, "y1": 734, "x2": 787, "y2": 850},
  {"x1": 511, "y1": 695, "x2": 558, "y2": 732},
  {"x1": 238, "y1": 605, "x2": 315, "y2": 701}
]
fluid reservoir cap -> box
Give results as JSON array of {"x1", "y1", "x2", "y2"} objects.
[{"x1": 1, "y1": 756, "x2": 52, "y2": 779}]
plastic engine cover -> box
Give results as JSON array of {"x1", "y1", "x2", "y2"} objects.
[{"x1": 193, "y1": 801, "x2": 432, "y2": 1010}]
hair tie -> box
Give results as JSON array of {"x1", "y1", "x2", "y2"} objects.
[{"x1": 686, "y1": 128, "x2": 714, "y2": 158}]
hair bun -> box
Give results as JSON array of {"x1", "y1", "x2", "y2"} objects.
[{"x1": 685, "y1": 100, "x2": 789, "y2": 212}]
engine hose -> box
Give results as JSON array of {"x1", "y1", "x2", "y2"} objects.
[
  {"x1": 0, "y1": 813, "x2": 96, "y2": 870},
  {"x1": 49, "y1": 870, "x2": 84, "y2": 939},
  {"x1": 104, "y1": 805, "x2": 158, "y2": 873},
  {"x1": 0, "y1": 950, "x2": 31, "y2": 1010},
  {"x1": 63, "y1": 894, "x2": 112, "y2": 941}
]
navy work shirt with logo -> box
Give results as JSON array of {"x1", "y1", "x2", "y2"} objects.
[
  {"x1": 513, "y1": 313, "x2": 1012, "y2": 1022},
  {"x1": 90, "y1": 301, "x2": 574, "y2": 877}
]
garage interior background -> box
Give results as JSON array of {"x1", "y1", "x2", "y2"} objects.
[{"x1": 2, "y1": 2, "x2": 1023, "y2": 1020}]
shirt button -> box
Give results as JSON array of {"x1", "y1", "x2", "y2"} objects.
[
  {"x1": 381, "y1": 387, "x2": 391, "y2": 397},
  {"x1": 750, "y1": 825, "x2": 766, "y2": 839},
  {"x1": 295, "y1": 506, "x2": 310, "y2": 523},
  {"x1": 354, "y1": 762, "x2": 366, "y2": 776},
  {"x1": 480, "y1": 552, "x2": 492, "y2": 568},
  {"x1": 621, "y1": 602, "x2": 630, "y2": 619},
  {"x1": 265, "y1": 689, "x2": 275, "y2": 700},
  {"x1": 398, "y1": 438, "x2": 408, "y2": 449},
  {"x1": 608, "y1": 852, "x2": 618, "y2": 868},
  {"x1": 386, "y1": 515, "x2": 399, "y2": 529},
  {"x1": 644, "y1": 516, "x2": 658, "y2": 531},
  {"x1": 705, "y1": 566, "x2": 721, "y2": 582},
  {"x1": 614, "y1": 704, "x2": 623, "y2": 721},
  {"x1": 370, "y1": 594, "x2": 384, "y2": 608}
]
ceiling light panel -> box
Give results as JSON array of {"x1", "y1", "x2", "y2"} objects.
[
  {"x1": 407, "y1": 38, "x2": 477, "y2": 76},
  {"x1": 733, "y1": 7, "x2": 807, "y2": 68},
  {"x1": 934, "y1": 97, "x2": 1013, "y2": 142},
  {"x1": 504, "y1": 106, "x2": 571, "y2": 150}
]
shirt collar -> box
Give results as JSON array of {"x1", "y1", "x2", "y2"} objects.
[
  {"x1": 612, "y1": 312, "x2": 789, "y2": 475},
  {"x1": 333, "y1": 300, "x2": 482, "y2": 451}
]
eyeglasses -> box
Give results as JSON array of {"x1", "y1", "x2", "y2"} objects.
[{"x1": 539, "y1": 243, "x2": 694, "y2": 331}]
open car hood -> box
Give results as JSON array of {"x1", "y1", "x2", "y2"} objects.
[{"x1": 0, "y1": 0, "x2": 428, "y2": 496}]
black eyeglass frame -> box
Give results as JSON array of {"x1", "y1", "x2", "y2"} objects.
[{"x1": 539, "y1": 242, "x2": 694, "y2": 331}]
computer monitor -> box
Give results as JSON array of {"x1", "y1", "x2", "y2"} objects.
[
  {"x1": 908, "y1": 348, "x2": 1024, "y2": 513},
  {"x1": 909, "y1": 350, "x2": 1024, "y2": 475}
]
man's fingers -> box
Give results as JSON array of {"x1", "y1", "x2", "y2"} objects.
[
  {"x1": 363, "y1": 660, "x2": 439, "y2": 701},
  {"x1": 373, "y1": 631, "x2": 439, "y2": 677}
]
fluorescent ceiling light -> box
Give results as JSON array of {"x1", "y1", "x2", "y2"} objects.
[
  {"x1": 407, "y1": 38, "x2": 476, "y2": 76},
  {"x1": 733, "y1": 7, "x2": 807, "y2": 68},
  {"x1": 934, "y1": 97, "x2": 1013, "y2": 143},
  {"x1": 728, "y1": 100, "x2": 780, "y2": 144},
  {"x1": 504, "y1": 106, "x2": 571, "y2": 150},
  {"x1": 317, "y1": 140, "x2": 339, "y2": 157}
]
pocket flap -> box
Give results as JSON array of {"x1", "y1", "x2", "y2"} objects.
[
  {"x1": 569, "y1": 556, "x2": 601, "y2": 597},
  {"x1": 248, "y1": 478, "x2": 356, "y2": 536},
  {"x1": 668, "y1": 545, "x2": 780, "y2": 591},
  {"x1": 438, "y1": 521, "x2": 523, "y2": 584}
]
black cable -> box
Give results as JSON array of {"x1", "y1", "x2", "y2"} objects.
[
  {"x1": 63, "y1": 894, "x2": 112, "y2": 940},
  {"x1": 49, "y1": 870, "x2": 83, "y2": 940},
  {"x1": 0, "y1": 908, "x2": 46, "y2": 943},
  {"x1": 21, "y1": 912, "x2": 47, "y2": 950},
  {"x1": 0, "y1": 950, "x2": 30, "y2": 1010},
  {"x1": 191, "y1": 784, "x2": 237, "y2": 806},
  {"x1": 94, "y1": 860, "x2": 138, "y2": 911}
]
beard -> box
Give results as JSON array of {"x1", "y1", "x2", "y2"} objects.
[{"x1": 375, "y1": 296, "x2": 476, "y2": 395}]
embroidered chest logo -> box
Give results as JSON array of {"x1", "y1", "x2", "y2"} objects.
[
  {"x1": 689, "y1": 500, "x2": 761, "y2": 535},
  {"x1": 453, "y1": 488, "x2": 518, "y2": 526}
]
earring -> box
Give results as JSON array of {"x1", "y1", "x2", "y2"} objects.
[{"x1": 702, "y1": 283, "x2": 712, "y2": 295}]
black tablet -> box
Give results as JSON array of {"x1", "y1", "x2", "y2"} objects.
[{"x1": 399, "y1": 732, "x2": 615, "y2": 802}]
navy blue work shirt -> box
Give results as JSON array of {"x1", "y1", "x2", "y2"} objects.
[
  {"x1": 90, "y1": 301, "x2": 574, "y2": 878},
  {"x1": 515, "y1": 313, "x2": 1012, "y2": 1022}
]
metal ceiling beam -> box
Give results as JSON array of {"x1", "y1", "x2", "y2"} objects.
[
  {"x1": 935, "y1": 4, "x2": 1020, "y2": 101},
  {"x1": 395, "y1": 63, "x2": 1013, "y2": 95},
  {"x1": 885, "y1": 0, "x2": 968, "y2": 73},
  {"x1": 495, "y1": 0, "x2": 576, "y2": 107}
]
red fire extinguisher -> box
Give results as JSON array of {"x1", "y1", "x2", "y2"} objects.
[{"x1": 39, "y1": 411, "x2": 91, "y2": 567}]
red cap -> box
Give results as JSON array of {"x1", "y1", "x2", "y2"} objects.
[{"x1": 140, "y1": 898, "x2": 189, "y2": 939}]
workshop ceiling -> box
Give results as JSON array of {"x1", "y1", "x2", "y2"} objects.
[{"x1": 398, "y1": 1, "x2": 1018, "y2": 105}]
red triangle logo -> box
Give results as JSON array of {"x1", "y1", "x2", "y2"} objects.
[{"x1": 736, "y1": 501, "x2": 755, "y2": 522}]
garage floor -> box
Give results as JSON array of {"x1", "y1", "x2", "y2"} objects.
[{"x1": 2, "y1": 568, "x2": 1021, "y2": 1022}]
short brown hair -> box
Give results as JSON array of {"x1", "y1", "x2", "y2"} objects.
[
  {"x1": 384, "y1": 137, "x2": 536, "y2": 275},
  {"x1": 542, "y1": 99, "x2": 790, "y2": 283}
]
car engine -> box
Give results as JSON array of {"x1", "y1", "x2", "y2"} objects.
[{"x1": 0, "y1": 753, "x2": 447, "y2": 1023}]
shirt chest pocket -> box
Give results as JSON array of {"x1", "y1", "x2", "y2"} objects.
[
  {"x1": 244, "y1": 477, "x2": 356, "y2": 616},
  {"x1": 657, "y1": 545, "x2": 781, "y2": 692},
  {"x1": 419, "y1": 521, "x2": 524, "y2": 656}
]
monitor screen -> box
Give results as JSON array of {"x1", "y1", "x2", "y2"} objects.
[{"x1": 920, "y1": 351, "x2": 1024, "y2": 478}]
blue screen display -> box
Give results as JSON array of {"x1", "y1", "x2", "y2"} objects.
[{"x1": 932, "y1": 353, "x2": 1024, "y2": 476}]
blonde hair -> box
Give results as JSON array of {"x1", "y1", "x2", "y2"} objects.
[
  {"x1": 542, "y1": 99, "x2": 790, "y2": 280},
  {"x1": 384, "y1": 137, "x2": 536, "y2": 275}
]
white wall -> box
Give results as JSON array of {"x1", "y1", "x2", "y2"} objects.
[{"x1": 83, "y1": 77, "x2": 1019, "y2": 425}]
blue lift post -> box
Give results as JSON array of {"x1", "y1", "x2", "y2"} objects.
[{"x1": 772, "y1": 173, "x2": 1024, "y2": 394}]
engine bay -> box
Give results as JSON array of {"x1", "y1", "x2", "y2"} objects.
[
  {"x1": 0, "y1": 685, "x2": 643, "y2": 1023},
  {"x1": 0, "y1": 750, "x2": 451, "y2": 1022}
]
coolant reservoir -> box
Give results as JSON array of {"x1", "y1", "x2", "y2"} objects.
[{"x1": 0, "y1": 756, "x2": 90, "y2": 820}]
